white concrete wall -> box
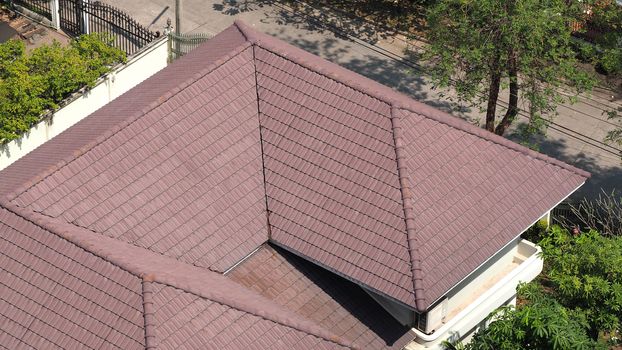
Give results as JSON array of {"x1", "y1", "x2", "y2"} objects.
[
  {"x1": 0, "y1": 36, "x2": 168, "y2": 171},
  {"x1": 405, "y1": 240, "x2": 543, "y2": 349}
]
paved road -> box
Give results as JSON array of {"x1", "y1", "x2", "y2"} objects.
[{"x1": 103, "y1": 0, "x2": 621, "y2": 200}]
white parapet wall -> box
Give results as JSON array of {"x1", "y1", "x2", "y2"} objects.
[
  {"x1": 405, "y1": 239, "x2": 543, "y2": 349},
  {"x1": 0, "y1": 36, "x2": 169, "y2": 171}
]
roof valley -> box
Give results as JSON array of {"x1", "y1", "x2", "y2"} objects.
[
  {"x1": 389, "y1": 105, "x2": 426, "y2": 312},
  {"x1": 250, "y1": 42, "x2": 274, "y2": 241}
]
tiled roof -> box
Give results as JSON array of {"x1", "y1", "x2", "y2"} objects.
[
  {"x1": 150, "y1": 283, "x2": 349, "y2": 350},
  {"x1": 234, "y1": 22, "x2": 588, "y2": 310},
  {"x1": 8, "y1": 42, "x2": 267, "y2": 273},
  {"x1": 0, "y1": 20, "x2": 589, "y2": 316},
  {"x1": 0, "y1": 23, "x2": 248, "y2": 197},
  {"x1": 227, "y1": 245, "x2": 416, "y2": 350},
  {"x1": 0, "y1": 201, "x2": 353, "y2": 349},
  {"x1": 0, "y1": 205, "x2": 145, "y2": 349},
  {"x1": 255, "y1": 45, "x2": 416, "y2": 306},
  {"x1": 396, "y1": 107, "x2": 587, "y2": 302}
]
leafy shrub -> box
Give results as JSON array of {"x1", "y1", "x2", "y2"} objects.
[
  {"x1": 521, "y1": 219, "x2": 548, "y2": 243},
  {"x1": 540, "y1": 226, "x2": 622, "y2": 340},
  {"x1": 444, "y1": 283, "x2": 604, "y2": 350},
  {"x1": 580, "y1": 0, "x2": 622, "y2": 77},
  {"x1": 0, "y1": 33, "x2": 125, "y2": 143}
]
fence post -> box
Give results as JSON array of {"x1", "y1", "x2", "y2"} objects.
[
  {"x1": 166, "y1": 18, "x2": 173, "y2": 63},
  {"x1": 49, "y1": 0, "x2": 60, "y2": 30},
  {"x1": 81, "y1": 0, "x2": 90, "y2": 34}
]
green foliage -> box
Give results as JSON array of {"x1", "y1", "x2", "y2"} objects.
[
  {"x1": 521, "y1": 219, "x2": 548, "y2": 243},
  {"x1": 540, "y1": 226, "x2": 622, "y2": 338},
  {"x1": 445, "y1": 283, "x2": 603, "y2": 350},
  {"x1": 0, "y1": 34, "x2": 125, "y2": 143},
  {"x1": 585, "y1": 0, "x2": 622, "y2": 76},
  {"x1": 422, "y1": 0, "x2": 595, "y2": 138},
  {"x1": 604, "y1": 108, "x2": 622, "y2": 158}
]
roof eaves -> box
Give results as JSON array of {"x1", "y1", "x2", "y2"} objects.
[{"x1": 389, "y1": 105, "x2": 427, "y2": 312}]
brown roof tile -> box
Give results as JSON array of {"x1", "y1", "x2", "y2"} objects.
[
  {"x1": 9, "y1": 44, "x2": 267, "y2": 274},
  {"x1": 0, "y1": 24, "x2": 249, "y2": 198},
  {"x1": 235, "y1": 21, "x2": 588, "y2": 309},
  {"x1": 151, "y1": 282, "x2": 349, "y2": 350},
  {"x1": 0, "y1": 206, "x2": 145, "y2": 350},
  {"x1": 1, "y1": 201, "x2": 353, "y2": 349},
  {"x1": 396, "y1": 107, "x2": 587, "y2": 303},
  {"x1": 227, "y1": 245, "x2": 415, "y2": 350},
  {"x1": 0, "y1": 20, "x2": 589, "y2": 315}
]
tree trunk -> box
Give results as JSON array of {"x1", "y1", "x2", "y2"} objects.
[
  {"x1": 486, "y1": 55, "x2": 502, "y2": 133},
  {"x1": 495, "y1": 47, "x2": 519, "y2": 136}
]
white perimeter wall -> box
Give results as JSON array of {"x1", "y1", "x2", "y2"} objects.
[{"x1": 0, "y1": 36, "x2": 168, "y2": 171}]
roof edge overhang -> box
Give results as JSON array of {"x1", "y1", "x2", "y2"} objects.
[{"x1": 424, "y1": 180, "x2": 587, "y2": 310}]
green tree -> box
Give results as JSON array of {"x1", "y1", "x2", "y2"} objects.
[
  {"x1": 604, "y1": 108, "x2": 622, "y2": 159},
  {"x1": 423, "y1": 0, "x2": 595, "y2": 138},
  {"x1": 445, "y1": 283, "x2": 603, "y2": 350},
  {"x1": 585, "y1": 0, "x2": 622, "y2": 77},
  {"x1": 0, "y1": 34, "x2": 125, "y2": 143},
  {"x1": 539, "y1": 226, "x2": 622, "y2": 340}
]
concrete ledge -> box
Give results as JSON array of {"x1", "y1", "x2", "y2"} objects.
[{"x1": 406, "y1": 239, "x2": 543, "y2": 349}]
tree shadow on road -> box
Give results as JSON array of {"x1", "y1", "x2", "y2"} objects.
[
  {"x1": 508, "y1": 127, "x2": 622, "y2": 200},
  {"x1": 212, "y1": 0, "x2": 270, "y2": 16},
  {"x1": 211, "y1": 0, "x2": 477, "y2": 124},
  {"x1": 212, "y1": 0, "x2": 426, "y2": 45},
  {"x1": 269, "y1": 28, "x2": 475, "y2": 123}
]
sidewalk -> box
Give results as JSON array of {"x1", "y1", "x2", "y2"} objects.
[{"x1": 103, "y1": 0, "x2": 621, "y2": 199}]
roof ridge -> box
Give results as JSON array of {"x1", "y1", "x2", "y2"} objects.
[
  {"x1": 233, "y1": 20, "x2": 393, "y2": 110},
  {"x1": 232, "y1": 20, "x2": 589, "y2": 180},
  {"x1": 1, "y1": 201, "x2": 354, "y2": 349},
  {"x1": 4, "y1": 41, "x2": 253, "y2": 204},
  {"x1": 389, "y1": 105, "x2": 426, "y2": 312},
  {"x1": 142, "y1": 278, "x2": 158, "y2": 349},
  {"x1": 0, "y1": 200, "x2": 141, "y2": 279},
  {"x1": 248, "y1": 42, "x2": 273, "y2": 241}
]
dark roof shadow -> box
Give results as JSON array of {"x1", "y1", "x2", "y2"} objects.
[{"x1": 273, "y1": 245, "x2": 414, "y2": 348}]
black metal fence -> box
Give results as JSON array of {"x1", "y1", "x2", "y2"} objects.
[
  {"x1": 10, "y1": 0, "x2": 160, "y2": 56},
  {"x1": 11, "y1": 0, "x2": 52, "y2": 20},
  {"x1": 84, "y1": 1, "x2": 160, "y2": 55},
  {"x1": 58, "y1": 0, "x2": 80, "y2": 36},
  {"x1": 168, "y1": 32, "x2": 212, "y2": 62}
]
